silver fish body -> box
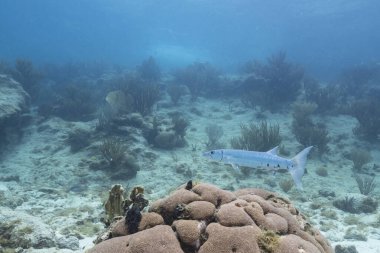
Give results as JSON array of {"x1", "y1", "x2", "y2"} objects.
[{"x1": 203, "y1": 146, "x2": 313, "y2": 190}]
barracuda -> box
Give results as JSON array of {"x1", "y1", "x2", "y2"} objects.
[{"x1": 203, "y1": 146, "x2": 313, "y2": 190}]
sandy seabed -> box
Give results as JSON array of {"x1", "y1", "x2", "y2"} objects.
[{"x1": 1, "y1": 96, "x2": 379, "y2": 252}]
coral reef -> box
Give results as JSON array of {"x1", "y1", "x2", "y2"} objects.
[
  {"x1": 333, "y1": 195, "x2": 378, "y2": 214},
  {"x1": 38, "y1": 84, "x2": 97, "y2": 121},
  {"x1": 10, "y1": 59, "x2": 43, "y2": 98},
  {"x1": 338, "y1": 64, "x2": 380, "y2": 100},
  {"x1": 347, "y1": 148, "x2": 372, "y2": 171},
  {"x1": 115, "y1": 74, "x2": 161, "y2": 116},
  {"x1": 174, "y1": 62, "x2": 220, "y2": 100},
  {"x1": 66, "y1": 128, "x2": 91, "y2": 152},
  {"x1": 303, "y1": 78, "x2": 340, "y2": 114},
  {"x1": 137, "y1": 56, "x2": 161, "y2": 82},
  {"x1": 291, "y1": 102, "x2": 330, "y2": 155},
  {"x1": 143, "y1": 114, "x2": 189, "y2": 149},
  {"x1": 167, "y1": 84, "x2": 188, "y2": 104},
  {"x1": 241, "y1": 52, "x2": 304, "y2": 111},
  {"x1": 231, "y1": 121, "x2": 281, "y2": 151},
  {"x1": 0, "y1": 74, "x2": 30, "y2": 153},
  {"x1": 205, "y1": 123, "x2": 224, "y2": 149},
  {"x1": 349, "y1": 98, "x2": 380, "y2": 141},
  {"x1": 88, "y1": 182, "x2": 333, "y2": 253}
]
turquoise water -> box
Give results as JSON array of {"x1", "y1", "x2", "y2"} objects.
[{"x1": 0, "y1": 1, "x2": 380, "y2": 252}]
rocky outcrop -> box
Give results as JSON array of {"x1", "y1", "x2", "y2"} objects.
[
  {"x1": 0, "y1": 74, "x2": 30, "y2": 150},
  {"x1": 0, "y1": 74, "x2": 29, "y2": 121}
]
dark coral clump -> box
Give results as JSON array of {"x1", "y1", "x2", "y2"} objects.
[
  {"x1": 338, "y1": 64, "x2": 380, "y2": 100},
  {"x1": 95, "y1": 138, "x2": 139, "y2": 180},
  {"x1": 335, "y1": 245, "x2": 359, "y2": 253},
  {"x1": 303, "y1": 78, "x2": 340, "y2": 115},
  {"x1": 333, "y1": 195, "x2": 378, "y2": 214},
  {"x1": 291, "y1": 102, "x2": 330, "y2": 155},
  {"x1": 170, "y1": 115, "x2": 189, "y2": 140},
  {"x1": 100, "y1": 138, "x2": 126, "y2": 170},
  {"x1": 166, "y1": 84, "x2": 188, "y2": 104},
  {"x1": 174, "y1": 62, "x2": 220, "y2": 100},
  {"x1": 120, "y1": 74, "x2": 161, "y2": 116},
  {"x1": 123, "y1": 186, "x2": 149, "y2": 234},
  {"x1": 11, "y1": 59, "x2": 43, "y2": 99},
  {"x1": 143, "y1": 114, "x2": 189, "y2": 150},
  {"x1": 137, "y1": 56, "x2": 161, "y2": 82},
  {"x1": 125, "y1": 205, "x2": 142, "y2": 234},
  {"x1": 38, "y1": 84, "x2": 97, "y2": 121},
  {"x1": 241, "y1": 51, "x2": 304, "y2": 112},
  {"x1": 66, "y1": 129, "x2": 91, "y2": 153},
  {"x1": 205, "y1": 124, "x2": 224, "y2": 149},
  {"x1": 349, "y1": 98, "x2": 380, "y2": 141},
  {"x1": 333, "y1": 196, "x2": 358, "y2": 214},
  {"x1": 347, "y1": 148, "x2": 372, "y2": 171}
]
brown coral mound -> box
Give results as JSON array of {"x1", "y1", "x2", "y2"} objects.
[{"x1": 88, "y1": 183, "x2": 333, "y2": 253}]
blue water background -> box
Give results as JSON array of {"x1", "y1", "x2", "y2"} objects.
[{"x1": 0, "y1": 0, "x2": 380, "y2": 79}]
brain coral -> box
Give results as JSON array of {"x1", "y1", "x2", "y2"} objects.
[{"x1": 88, "y1": 182, "x2": 333, "y2": 253}]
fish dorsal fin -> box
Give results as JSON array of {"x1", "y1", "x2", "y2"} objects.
[{"x1": 267, "y1": 146, "x2": 279, "y2": 155}]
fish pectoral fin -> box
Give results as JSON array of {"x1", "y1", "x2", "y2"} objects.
[{"x1": 230, "y1": 163, "x2": 241, "y2": 173}]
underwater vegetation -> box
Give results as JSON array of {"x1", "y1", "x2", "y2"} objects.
[
  {"x1": 66, "y1": 129, "x2": 91, "y2": 153},
  {"x1": 303, "y1": 78, "x2": 341, "y2": 115},
  {"x1": 143, "y1": 114, "x2": 189, "y2": 150},
  {"x1": 174, "y1": 62, "x2": 220, "y2": 100},
  {"x1": 241, "y1": 52, "x2": 304, "y2": 112},
  {"x1": 204, "y1": 123, "x2": 224, "y2": 149},
  {"x1": 231, "y1": 121, "x2": 281, "y2": 151},
  {"x1": 291, "y1": 102, "x2": 330, "y2": 155},
  {"x1": 333, "y1": 197, "x2": 358, "y2": 214},
  {"x1": 118, "y1": 74, "x2": 161, "y2": 116},
  {"x1": 10, "y1": 59, "x2": 43, "y2": 99},
  {"x1": 166, "y1": 84, "x2": 188, "y2": 105},
  {"x1": 347, "y1": 148, "x2": 372, "y2": 171},
  {"x1": 338, "y1": 64, "x2": 380, "y2": 100},
  {"x1": 354, "y1": 174, "x2": 376, "y2": 196},
  {"x1": 93, "y1": 138, "x2": 139, "y2": 180},
  {"x1": 349, "y1": 98, "x2": 380, "y2": 141},
  {"x1": 100, "y1": 138, "x2": 126, "y2": 170},
  {"x1": 38, "y1": 83, "x2": 97, "y2": 121},
  {"x1": 333, "y1": 195, "x2": 378, "y2": 214},
  {"x1": 137, "y1": 56, "x2": 161, "y2": 82}
]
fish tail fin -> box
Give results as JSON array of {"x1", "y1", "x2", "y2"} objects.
[{"x1": 289, "y1": 146, "x2": 313, "y2": 190}]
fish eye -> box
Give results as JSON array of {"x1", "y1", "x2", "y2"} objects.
[{"x1": 210, "y1": 151, "x2": 214, "y2": 154}]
